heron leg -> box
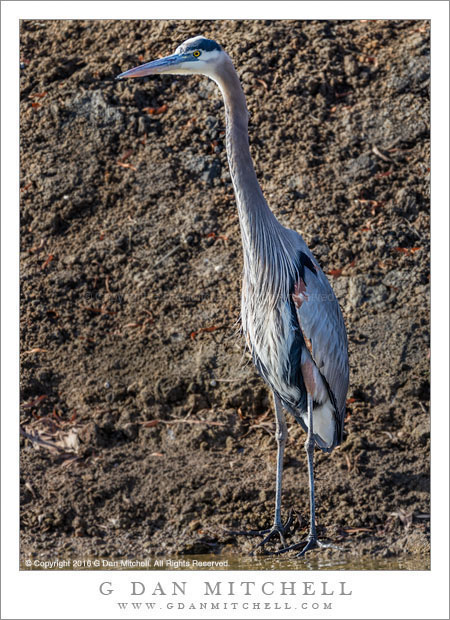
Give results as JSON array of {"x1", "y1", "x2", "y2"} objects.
[
  {"x1": 224, "y1": 393, "x2": 293, "y2": 552},
  {"x1": 290, "y1": 392, "x2": 333, "y2": 555},
  {"x1": 275, "y1": 393, "x2": 342, "y2": 557},
  {"x1": 273, "y1": 392, "x2": 288, "y2": 531},
  {"x1": 250, "y1": 393, "x2": 290, "y2": 552},
  {"x1": 270, "y1": 393, "x2": 318, "y2": 556},
  {"x1": 303, "y1": 392, "x2": 317, "y2": 548}
]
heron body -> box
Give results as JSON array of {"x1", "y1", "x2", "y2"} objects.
[{"x1": 118, "y1": 36, "x2": 349, "y2": 555}]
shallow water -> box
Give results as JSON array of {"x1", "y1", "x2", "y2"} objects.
[
  {"x1": 134, "y1": 554, "x2": 430, "y2": 571},
  {"x1": 176, "y1": 554, "x2": 430, "y2": 571},
  {"x1": 23, "y1": 553, "x2": 430, "y2": 571}
]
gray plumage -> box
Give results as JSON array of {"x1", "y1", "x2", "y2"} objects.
[{"x1": 117, "y1": 36, "x2": 349, "y2": 555}]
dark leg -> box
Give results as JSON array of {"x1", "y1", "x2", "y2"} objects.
[
  {"x1": 296, "y1": 392, "x2": 318, "y2": 555},
  {"x1": 251, "y1": 392, "x2": 290, "y2": 551},
  {"x1": 273, "y1": 391, "x2": 288, "y2": 533},
  {"x1": 279, "y1": 393, "x2": 323, "y2": 555},
  {"x1": 275, "y1": 393, "x2": 342, "y2": 557},
  {"x1": 225, "y1": 392, "x2": 293, "y2": 551}
]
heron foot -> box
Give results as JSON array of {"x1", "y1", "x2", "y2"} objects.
[
  {"x1": 224, "y1": 511, "x2": 293, "y2": 553},
  {"x1": 250, "y1": 521, "x2": 290, "y2": 554},
  {"x1": 275, "y1": 535, "x2": 343, "y2": 557}
]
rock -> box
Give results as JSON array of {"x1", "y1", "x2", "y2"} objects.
[
  {"x1": 395, "y1": 188, "x2": 418, "y2": 217},
  {"x1": 383, "y1": 269, "x2": 408, "y2": 290},
  {"x1": 306, "y1": 77, "x2": 320, "y2": 95},
  {"x1": 367, "y1": 284, "x2": 389, "y2": 306},
  {"x1": 346, "y1": 154, "x2": 378, "y2": 181},
  {"x1": 69, "y1": 90, "x2": 123, "y2": 127},
  {"x1": 137, "y1": 115, "x2": 151, "y2": 134},
  {"x1": 62, "y1": 253, "x2": 79, "y2": 266},
  {"x1": 186, "y1": 393, "x2": 209, "y2": 412},
  {"x1": 184, "y1": 152, "x2": 207, "y2": 174},
  {"x1": 201, "y1": 160, "x2": 221, "y2": 184},
  {"x1": 188, "y1": 519, "x2": 201, "y2": 531},
  {"x1": 225, "y1": 436, "x2": 235, "y2": 452},
  {"x1": 49, "y1": 270, "x2": 79, "y2": 289},
  {"x1": 343, "y1": 55, "x2": 359, "y2": 77},
  {"x1": 348, "y1": 276, "x2": 367, "y2": 308}
]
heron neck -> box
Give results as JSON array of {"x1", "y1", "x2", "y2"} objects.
[{"x1": 214, "y1": 61, "x2": 284, "y2": 265}]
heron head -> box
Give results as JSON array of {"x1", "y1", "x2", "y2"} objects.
[{"x1": 116, "y1": 36, "x2": 226, "y2": 80}]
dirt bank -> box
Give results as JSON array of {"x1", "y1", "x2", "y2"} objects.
[{"x1": 20, "y1": 19, "x2": 430, "y2": 565}]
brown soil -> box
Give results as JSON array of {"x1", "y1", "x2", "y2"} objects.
[{"x1": 20, "y1": 19, "x2": 430, "y2": 565}]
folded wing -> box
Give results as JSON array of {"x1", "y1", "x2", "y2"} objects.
[{"x1": 291, "y1": 250, "x2": 349, "y2": 432}]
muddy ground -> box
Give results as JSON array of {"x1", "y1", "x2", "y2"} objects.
[{"x1": 20, "y1": 19, "x2": 430, "y2": 566}]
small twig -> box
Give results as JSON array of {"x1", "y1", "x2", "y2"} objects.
[
  {"x1": 402, "y1": 217, "x2": 424, "y2": 241},
  {"x1": 248, "y1": 423, "x2": 275, "y2": 437},
  {"x1": 371, "y1": 144, "x2": 396, "y2": 164},
  {"x1": 385, "y1": 137, "x2": 403, "y2": 150},
  {"x1": 344, "y1": 453, "x2": 352, "y2": 471},
  {"x1": 81, "y1": 306, "x2": 116, "y2": 316},
  {"x1": 23, "y1": 348, "x2": 48, "y2": 354},
  {"x1": 153, "y1": 244, "x2": 181, "y2": 267},
  {"x1": 415, "y1": 513, "x2": 430, "y2": 520},
  {"x1": 190, "y1": 325, "x2": 223, "y2": 340},
  {"x1": 41, "y1": 254, "x2": 54, "y2": 270},
  {"x1": 161, "y1": 418, "x2": 227, "y2": 427},
  {"x1": 418, "y1": 401, "x2": 428, "y2": 414},
  {"x1": 117, "y1": 161, "x2": 137, "y2": 172},
  {"x1": 25, "y1": 482, "x2": 37, "y2": 498},
  {"x1": 240, "y1": 422, "x2": 275, "y2": 439},
  {"x1": 255, "y1": 78, "x2": 268, "y2": 91},
  {"x1": 20, "y1": 427, "x2": 64, "y2": 452},
  {"x1": 21, "y1": 395, "x2": 47, "y2": 408},
  {"x1": 140, "y1": 418, "x2": 227, "y2": 427}
]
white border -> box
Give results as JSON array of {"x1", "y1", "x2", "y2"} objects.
[{"x1": 2, "y1": 2, "x2": 449, "y2": 619}]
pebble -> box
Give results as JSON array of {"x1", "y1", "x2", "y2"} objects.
[
  {"x1": 225, "y1": 436, "x2": 234, "y2": 452},
  {"x1": 343, "y1": 55, "x2": 359, "y2": 77},
  {"x1": 188, "y1": 519, "x2": 201, "y2": 532},
  {"x1": 348, "y1": 276, "x2": 366, "y2": 308}
]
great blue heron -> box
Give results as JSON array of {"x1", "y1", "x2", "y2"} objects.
[{"x1": 117, "y1": 36, "x2": 349, "y2": 556}]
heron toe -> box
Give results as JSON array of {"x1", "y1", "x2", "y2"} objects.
[
  {"x1": 275, "y1": 536, "x2": 343, "y2": 557},
  {"x1": 296, "y1": 538, "x2": 344, "y2": 557},
  {"x1": 295, "y1": 536, "x2": 320, "y2": 557},
  {"x1": 225, "y1": 511, "x2": 293, "y2": 554},
  {"x1": 251, "y1": 522, "x2": 290, "y2": 554}
]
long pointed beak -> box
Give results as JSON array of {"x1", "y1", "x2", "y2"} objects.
[{"x1": 116, "y1": 54, "x2": 184, "y2": 79}]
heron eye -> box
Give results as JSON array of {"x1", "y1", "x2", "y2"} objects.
[{"x1": 193, "y1": 50, "x2": 201, "y2": 58}]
